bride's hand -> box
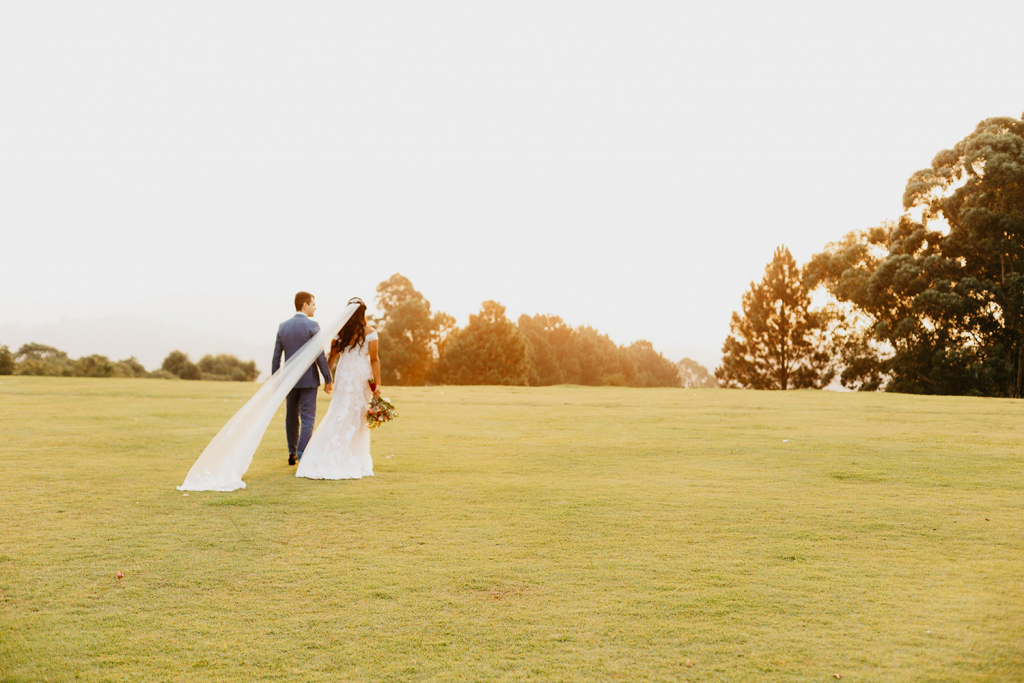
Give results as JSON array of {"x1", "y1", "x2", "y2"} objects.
[
  {"x1": 324, "y1": 382, "x2": 333, "y2": 394},
  {"x1": 372, "y1": 388, "x2": 381, "y2": 398}
]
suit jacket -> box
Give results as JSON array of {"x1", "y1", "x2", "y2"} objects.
[{"x1": 272, "y1": 313, "x2": 333, "y2": 388}]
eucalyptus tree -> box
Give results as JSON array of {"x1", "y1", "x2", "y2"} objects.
[{"x1": 808, "y1": 113, "x2": 1024, "y2": 395}]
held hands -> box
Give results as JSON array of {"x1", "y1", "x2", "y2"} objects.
[{"x1": 324, "y1": 382, "x2": 333, "y2": 394}]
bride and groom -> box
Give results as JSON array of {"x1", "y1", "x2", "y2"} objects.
[
  {"x1": 177, "y1": 292, "x2": 381, "y2": 492},
  {"x1": 275, "y1": 291, "x2": 379, "y2": 480}
]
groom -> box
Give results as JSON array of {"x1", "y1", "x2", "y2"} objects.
[{"x1": 272, "y1": 292, "x2": 333, "y2": 466}]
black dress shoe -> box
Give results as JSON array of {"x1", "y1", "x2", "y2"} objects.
[{"x1": 288, "y1": 454, "x2": 296, "y2": 466}]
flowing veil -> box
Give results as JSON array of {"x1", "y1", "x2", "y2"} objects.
[{"x1": 177, "y1": 302, "x2": 359, "y2": 492}]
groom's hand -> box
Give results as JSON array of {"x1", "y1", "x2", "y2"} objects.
[{"x1": 324, "y1": 382, "x2": 333, "y2": 394}]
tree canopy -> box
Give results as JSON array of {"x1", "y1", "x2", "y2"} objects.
[
  {"x1": 513, "y1": 315, "x2": 680, "y2": 387},
  {"x1": 374, "y1": 274, "x2": 454, "y2": 386},
  {"x1": 807, "y1": 113, "x2": 1024, "y2": 395},
  {"x1": 13, "y1": 343, "x2": 76, "y2": 376},
  {"x1": 370, "y1": 276, "x2": 681, "y2": 388}
]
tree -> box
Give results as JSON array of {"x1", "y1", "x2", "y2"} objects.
[
  {"x1": 432, "y1": 301, "x2": 530, "y2": 385},
  {"x1": 678, "y1": 358, "x2": 717, "y2": 388},
  {"x1": 808, "y1": 114, "x2": 1024, "y2": 395},
  {"x1": 374, "y1": 274, "x2": 453, "y2": 385},
  {"x1": 0, "y1": 345, "x2": 13, "y2": 375},
  {"x1": 624, "y1": 341, "x2": 682, "y2": 387},
  {"x1": 572, "y1": 326, "x2": 624, "y2": 386},
  {"x1": 717, "y1": 246, "x2": 835, "y2": 389},
  {"x1": 162, "y1": 350, "x2": 201, "y2": 380},
  {"x1": 113, "y1": 357, "x2": 148, "y2": 378},
  {"x1": 198, "y1": 354, "x2": 259, "y2": 381},
  {"x1": 14, "y1": 343, "x2": 75, "y2": 376}
]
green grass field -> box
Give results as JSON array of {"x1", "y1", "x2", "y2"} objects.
[{"x1": 1, "y1": 377, "x2": 1022, "y2": 682}]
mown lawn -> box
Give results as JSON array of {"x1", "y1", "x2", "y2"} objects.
[{"x1": 0, "y1": 377, "x2": 1022, "y2": 682}]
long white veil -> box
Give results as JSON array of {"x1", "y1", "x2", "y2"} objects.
[{"x1": 177, "y1": 303, "x2": 359, "y2": 492}]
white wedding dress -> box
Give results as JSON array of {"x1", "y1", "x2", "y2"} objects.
[{"x1": 295, "y1": 330, "x2": 377, "y2": 480}]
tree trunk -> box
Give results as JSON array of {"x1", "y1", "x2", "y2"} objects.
[{"x1": 1016, "y1": 341, "x2": 1024, "y2": 398}]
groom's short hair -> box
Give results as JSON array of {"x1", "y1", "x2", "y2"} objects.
[{"x1": 294, "y1": 291, "x2": 314, "y2": 311}]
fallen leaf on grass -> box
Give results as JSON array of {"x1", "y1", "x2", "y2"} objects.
[
  {"x1": 116, "y1": 571, "x2": 123, "y2": 579},
  {"x1": 832, "y1": 675, "x2": 841, "y2": 680},
  {"x1": 684, "y1": 659, "x2": 694, "y2": 667}
]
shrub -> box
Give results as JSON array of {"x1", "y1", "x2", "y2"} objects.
[
  {"x1": 148, "y1": 369, "x2": 178, "y2": 380},
  {"x1": 197, "y1": 354, "x2": 259, "y2": 381},
  {"x1": 602, "y1": 372, "x2": 628, "y2": 387},
  {"x1": 162, "y1": 351, "x2": 201, "y2": 380},
  {"x1": 0, "y1": 345, "x2": 13, "y2": 375},
  {"x1": 75, "y1": 355, "x2": 116, "y2": 377},
  {"x1": 113, "y1": 357, "x2": 148, "y2": 378}
]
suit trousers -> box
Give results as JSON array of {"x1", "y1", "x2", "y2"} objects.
[{"x1": 285, "y1": 386, "x2": 319, "y2": 458}]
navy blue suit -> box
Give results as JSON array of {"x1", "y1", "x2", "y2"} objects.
[{"x1": 272, "y1": 313, "x2": 333, "y2": 459}]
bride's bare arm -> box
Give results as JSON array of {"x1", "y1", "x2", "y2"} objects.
[{"x1": 368, "y1": 328, "x2": 381, "y2": 396}]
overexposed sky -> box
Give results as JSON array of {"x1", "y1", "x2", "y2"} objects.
[{"x1": 2, "y1": 1, "x2": 1022, "y2": 369}]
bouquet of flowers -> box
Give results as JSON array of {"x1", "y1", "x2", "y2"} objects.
[{"x1": 366, "y1": 385, "x2": 398, "y2": 429}]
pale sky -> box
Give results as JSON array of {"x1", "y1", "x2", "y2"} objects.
[{"x1": 2, "y1": 1, "x2": 1022, "y2": 373}]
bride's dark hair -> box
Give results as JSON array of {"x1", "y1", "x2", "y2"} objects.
[{"x1": 331, "y1": 298, "x2": 368, "y2": 355}]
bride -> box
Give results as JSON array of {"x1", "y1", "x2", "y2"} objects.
[{"x1": 295, "y1": 297, "x2": 380, "y2": 480}]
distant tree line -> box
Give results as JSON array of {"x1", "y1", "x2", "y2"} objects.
[
  {"x1": 718, "y1": 112, "x2": 1024, "y2": 396},
  {"x1": 0, "y1": 343, "x2": 257, "y2": 381},
  {"x1": 1, "y1": 280, "x2": 714, "y2": 388},
  {"x1": 372, "y1": 274, "x2": 699, "y2": 387}
]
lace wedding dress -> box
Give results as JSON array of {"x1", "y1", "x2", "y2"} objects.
[{"x1": 295, "y1": 330, "x2": 377, "y2": 480}]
